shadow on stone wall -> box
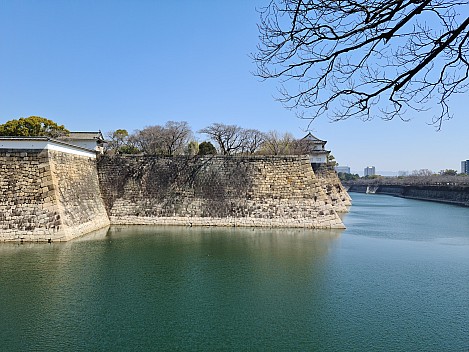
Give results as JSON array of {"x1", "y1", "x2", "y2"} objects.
[
  {"x1": 98, "y1": 156, "x2": 253, "y2": 218},
  {"x1": 97, "y1": 155, "x2": 345, "y2": 229}
]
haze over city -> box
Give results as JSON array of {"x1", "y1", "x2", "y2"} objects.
[{"x1": 1, "y1": 1, "x2": 468, "y2": 174}]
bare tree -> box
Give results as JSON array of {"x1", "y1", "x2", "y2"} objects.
[
  {"x1": 411, "y1": 169, "x2": 434, "y2": 176},
  {"x1": 254, "y1": 0, "x2": 469, "y2": 129},
  {"x1": 199, "y1": 123, "x2": 244, "y2": 155},
  {"x1": 289, "y1": 138, "x2": 312, "y2": 155},
  {"x1": 239, "y1": 129, "x2": 266, "y2": 154},
  {"x1": 132, "y1": 125, "x2": 166, "y2": 155},
  {"x1": 162, "y1": 121, "x2": 192, "y2": 156},
  {"x1": 260, "y1": 131, "x2": 295, "y2": 155},
  {"x1": 131, "y1": 121, "x2": 192, "y2": 156}
]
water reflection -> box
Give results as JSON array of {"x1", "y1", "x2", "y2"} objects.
[
  {"x1": 0, "y1": 225, "x2": 343, "y2": 351},
  {"x1": 105, "y1": 225, "x2": 342, "y2": 259},
  {"x1": 2, "y1": 194, "x2": 468, "y2": 351}
]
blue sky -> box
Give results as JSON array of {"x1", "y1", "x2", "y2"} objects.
[{"x1": 1, "y1": 0, "x2": 468, "y2": 174}]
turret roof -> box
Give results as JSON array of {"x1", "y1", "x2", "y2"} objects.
[{"x1": 301, "y1": 132, "x2": 327, "y2": 144}]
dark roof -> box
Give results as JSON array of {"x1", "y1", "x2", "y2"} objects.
[
  {"x1": 309, "y1": 150, "x2": 330, "y2": 155},
  {"x1": 60, "y1": 131, "x2": 105, "y2": 142},
  {"x1": 301, "y1": 132, "x2": 327, "y2": 143},
  {"x1": 0, "y1": 136, "x2": 49, "y2": 140}
]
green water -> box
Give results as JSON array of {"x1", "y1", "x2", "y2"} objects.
[{"x1": 1, "y1": 193, "x2": 468, "y2": 351}]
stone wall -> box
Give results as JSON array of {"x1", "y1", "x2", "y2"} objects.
[
  {"x1": 402, "y1": 185, "x2": 469, "y2": 206},
  {"x1": 47, "y1": 150, "x2": 110, "y2": 240},
  {"x1": 313, "y1": 164, "x2": 352, "y2": 212},
  {"x1": 98, "y1": 155, "x2": 345, "y2": 229},
  {"x1": 1, "y1": 152, "x2": 347, "y2": 242},
  {"x1": 346, "y1": 184, "x2": 469, "y2": 206},
  {"x1": 0, "y1": 148, "x2": 109, "y2": 242},
  {"x1": 0, "y1": 149, "x2": 56, "y2": 241},
  {"x1": 376, "y1": 185, "x2": 405, "y2": 196}
]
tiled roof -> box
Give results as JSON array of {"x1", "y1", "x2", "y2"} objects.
[
  {"x1": 61, "y1": 131, "x2": 105, "y2": 141},
  {"x1": 302, "y1": 132, "x2": 326, "y2": 143}
]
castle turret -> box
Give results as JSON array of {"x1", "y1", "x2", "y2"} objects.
[{"x1": 301, "y1": 132, "x2": 331, "y2": 165}]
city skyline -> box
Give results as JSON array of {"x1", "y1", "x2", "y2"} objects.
[{"x1": 1, "y1": 1, "x2": 468, "y2": 172}]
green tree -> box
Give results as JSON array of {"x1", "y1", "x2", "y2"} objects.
[
  {"x1": 440, "y1": 169, "x2": 458, "y2": 176},
  {"x1": 118, "y1": 144, "x2": 140, "y2": 154},
  {"x1": 327, "y1": 154, "x2": 338, "y2": 167},
  {"x1": 113, "y1": 129, "x2": 129, "y2": 142},
  {"x1": 106, "y1": 129, "x2": 131, "y2": 153},
  {"x1": 338, "y1": 172, "x2": 359, "y2": 181},
  {"x1": 198, "y1": 141, "x2": 217, "y2": 155},
  {"x1": 0, "y1": 116, "x2": 69, "y2": 137}
]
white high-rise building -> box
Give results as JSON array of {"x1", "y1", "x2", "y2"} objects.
[
  {"x1": 364, "y1": 166, "x2": 376, "y2": 177},
  {"x1": 461, "y1": 160, "x2": 469, "y2": 174}
]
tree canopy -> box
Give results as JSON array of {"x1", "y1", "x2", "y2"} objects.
[
  {"x1": 199, "y1": 123, "x2": 244, "y2": 155},
  {"x1": 198, "y1": 141, "x2": 217, "y2": 155},
  {"x1": 0, "y1": 116, "x2": 69, "y2": 137},
  {"x1": 199, "y1": 123, "x2": 266, "y2": 155},
  {"x1": 105, "y1": 129, "x2": 131, "y2": 153},
  {"x1": 105, "y1": 121, "x2": 345, "y2": 164},
  {"x1": 440, "y1": 169, "x2": 458, "y2": 176},
  {"x1": 107, "y1": 121, "x2": 192, "y2": 156},
  {"x1": 254, "y1": 0, "x2": 469, "y2": 129}
]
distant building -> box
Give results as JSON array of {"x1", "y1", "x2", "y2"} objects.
[
  {"x1": 461, "y1": 160, "x2": 469, "y2": 174},
  {"x1": 301, "y1": 132, "x2": 330, "y2": 165},
  {"x1": 398, "y1": 170, "x2": 409, "y2": 177},
  {"x1": 335, "y1": 166, "x2": 351, "y2": 174},
  {"x1": 364, "y1": 166, "x2": 376, "y2": 177},
  {"x1": 59, "y1": 131, "x2": 106, "y2": 154}
]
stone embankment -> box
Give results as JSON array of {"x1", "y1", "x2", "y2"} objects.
[
  {"x1": 1, "y1": 144, "x2": 349, "y2": 242},
  {"x1": 313, "y1": 164, "x2": 352, "y2": 212},
  {"x1": 0, "y1": 146, "x2": 110, "y2": 242},
  {"x1": 97, "y1": 155, "x2": 346, "y2": 229},
  {"x1": 345, "y1": 181, "x2": 469, "y2": 207}
]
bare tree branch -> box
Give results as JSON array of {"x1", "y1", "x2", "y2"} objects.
[
  {"x1": 199, "y1": 123, "x2": 244, "y2": 155},
  {"x1": 253, "y1": 0, "x2": 469, "y2": 129},
  {"x1": 132, "y1": 121, "x2": 192, "y2": 156}
]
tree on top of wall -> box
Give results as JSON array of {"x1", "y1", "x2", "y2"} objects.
[
  {"x1": 199, "y1": 123, "x2": 244, "y2": 155},
  {"x1": 258, "y1": 131, "x2": 295, "y2": 155},
  {"x1": 131, "y1": 121, "x2": 193, "y2": 156},
  {"x1": 199, "y1": 123, "x2": 266, "y2": 155},
  {"x1": 0, "y1": 116, "x2": 69, "y2": 137},
  {"x1": 198, "y1": 141, "x2": 217, "y2": 155}
]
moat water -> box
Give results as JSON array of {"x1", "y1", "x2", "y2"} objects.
[{"x1": 1, "y1": 193, "x2": 468, "y2": 351}]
